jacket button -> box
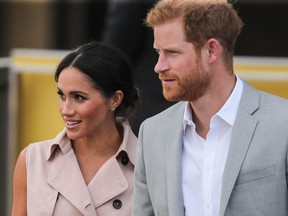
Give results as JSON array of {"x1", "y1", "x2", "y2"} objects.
[
  {"x1": 113, "y1": 199, "x2": 122, "y2": 209},
  {"x1": 121, "y1": 155, "x2": 129, "y2": 166}
]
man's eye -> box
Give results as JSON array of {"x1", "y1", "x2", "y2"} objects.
[{"x1": 168, "y1": 50, "x2": 178, "y2": 55}]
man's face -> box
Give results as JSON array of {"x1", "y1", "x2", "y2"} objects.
[{"x1": 153, "y1": 18, "x2": 211, "y2": 102}]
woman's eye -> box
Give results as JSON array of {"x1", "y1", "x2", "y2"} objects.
[
  {"x1": 74, "y1": 94, "x2": 85, "y2": 101},
  {"x1": 57, "y1": 91, "x2": 65, "y2": 100}
]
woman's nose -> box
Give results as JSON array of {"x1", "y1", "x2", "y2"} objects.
[{"x1": 60, "y1": 100, "x2": 75, "y2": 116}]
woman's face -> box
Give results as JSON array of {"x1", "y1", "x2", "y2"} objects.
[{"x1": 57, "y1": 66, "x2": 115, "y2": 141}]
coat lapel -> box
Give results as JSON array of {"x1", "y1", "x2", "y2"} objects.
[
  {"x1": 88, "y1": 157, "x2": 128, "y2": 208},
  {"x1": 219, "y1": 82, "x2": 259, "y2": 216},
  {"x1": 47, "y1": 148, "x2": 97, "y2": 216},
  {"x1": 165, "y1": 102, "x2": 186, "y2": 216}
]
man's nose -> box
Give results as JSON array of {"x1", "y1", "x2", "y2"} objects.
[{"x1": 154, "y1": 54, "x2": 169, "y2": 74}]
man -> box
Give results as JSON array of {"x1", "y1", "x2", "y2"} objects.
[{"x1": 132, "y1": 0, "x2": 288, "y2": 215}]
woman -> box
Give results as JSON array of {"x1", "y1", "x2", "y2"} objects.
[{"x1": 12, "y1": 41, "x2": 139, "y2": 216}]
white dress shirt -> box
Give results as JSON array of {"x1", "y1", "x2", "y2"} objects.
[{"x1": 182, "y1": 76, "x2": 243, "y2": 216}]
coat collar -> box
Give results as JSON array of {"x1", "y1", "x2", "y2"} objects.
[
  {"x1": 45, "y1": 120, "x2": 137, "y2": 214},
  {"x1": 47, "y1": 148, "x2": 98, "y2": 216},
  {"x1": 114, "y1": 119, "x2": 137, "y2": 165},
  {"x1": 45, "y1": 119, "x2": 137, "y2": 165},
  {"x1": 46, "y1": 148, "x2": 130, "y2": 214}
]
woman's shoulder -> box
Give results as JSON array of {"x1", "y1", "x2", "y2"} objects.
[
  {"x1": 26, "y1": 138, "x2": 54, "y2": 155},
  {"x1": 25, "y1": 128, "x2": 68, "y2": 161}
]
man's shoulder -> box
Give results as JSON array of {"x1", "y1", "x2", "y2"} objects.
[
  {"x1": 258, "y1": 91, "x2": 288, "y2": 118},
  {"x1": 144, "y1": 102, "x2": 186, "y2": 124},
  {"x1": 139, "y1": 102, "x2": 185, "y2": 142},
  {"x1": 259, "y1": 90, "x2": 288, "y2": 105},
  {"x1": 241, "y1": 82, "x2": 288, "y2": 120},
  {"x1": 242, "y1": 81, "x2": 288, "y2": 108}
]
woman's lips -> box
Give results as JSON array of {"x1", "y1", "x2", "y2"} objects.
[{"x1": 66, "y1": 120, "x2": 81, "y2": 128}]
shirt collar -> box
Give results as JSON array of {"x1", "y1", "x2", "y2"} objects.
[
  {"x1": 183, "y1": 103, "x2": 194, "y2": 134},
  {"x1": 183, "y1": 75, "x2": 243, "y2": 133},
  {"x1": 216, "y1": 75, "x2": 243, "y2": 126}
]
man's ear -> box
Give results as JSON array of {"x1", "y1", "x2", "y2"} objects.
[{"x1": 206, "y1": 38, "x2": 222, "y2": 64}]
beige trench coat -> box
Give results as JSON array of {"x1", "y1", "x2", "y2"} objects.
[{"x1": 26, "y1": 121, "x2": 137, "y2": 216}]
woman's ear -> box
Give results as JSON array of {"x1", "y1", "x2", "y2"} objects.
[{"x1": 110, "y1": 90, "x2": 124, "y2": 111}]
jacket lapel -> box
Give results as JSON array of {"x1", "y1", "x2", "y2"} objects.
[
  {"x1": 47, "y1": 148, "x2": 97, "y2": 216},
  {"x1": 166, "y1": 102, "x2": 186, "y2": 216},
  {"x1": 219, "y1": 82, "x2": 259, "y2": 216}
]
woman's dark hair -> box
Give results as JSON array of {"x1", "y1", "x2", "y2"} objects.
[{"x1": 55, "y1": 41, "x2": 139, "y2": 118}]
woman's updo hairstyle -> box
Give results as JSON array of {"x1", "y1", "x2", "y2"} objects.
[{"x1": 55, "y1": 41, "x2": 139, "y2": 118}]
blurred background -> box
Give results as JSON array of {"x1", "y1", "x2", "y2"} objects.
[{"x1": 0, "y1": 0, "x2": 288, "y2": 215}]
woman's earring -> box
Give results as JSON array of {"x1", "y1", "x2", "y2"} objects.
[{"x1": 111, "y1": 107, "x2": 115, "y2": 111}]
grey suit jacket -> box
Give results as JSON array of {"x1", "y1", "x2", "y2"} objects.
[{"x1": 132, "y1": 81, "x2": 288, "y2": 216}]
